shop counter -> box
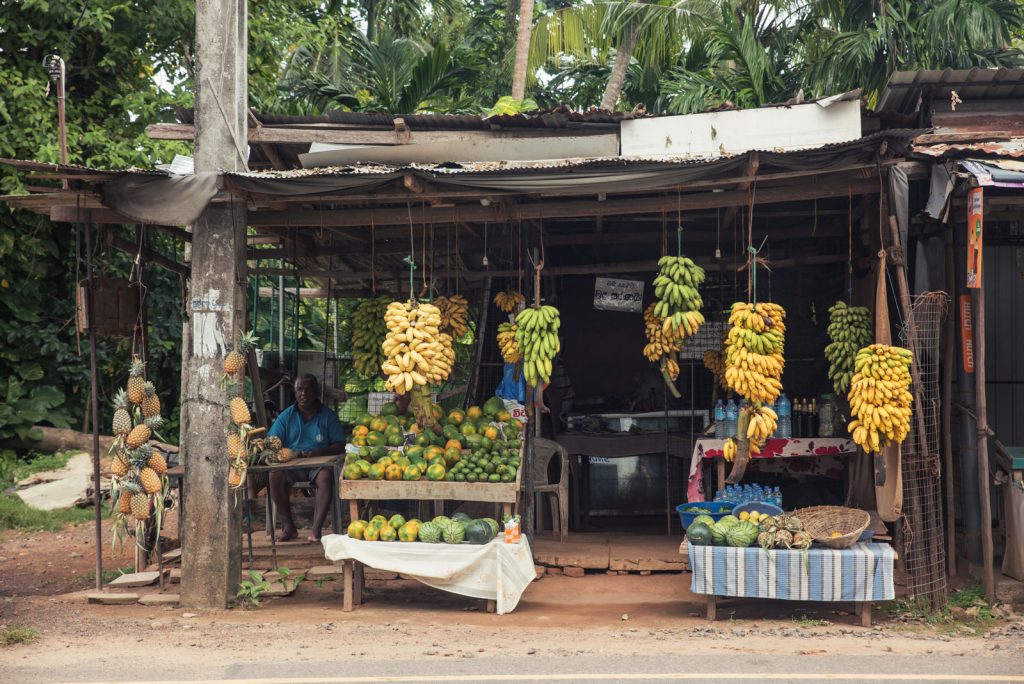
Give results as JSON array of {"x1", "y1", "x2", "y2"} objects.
[{"x1": 685, "y1": 541, "x2": 896, "y2": 626}]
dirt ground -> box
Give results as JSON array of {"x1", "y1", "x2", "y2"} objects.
[{"x1": 2, "y1": 517, "x2": 1023, "y2": 676}]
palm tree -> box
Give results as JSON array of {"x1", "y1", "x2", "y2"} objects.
[{"x1": 512, "y1": 0, "x2": 537, "y2": 99}]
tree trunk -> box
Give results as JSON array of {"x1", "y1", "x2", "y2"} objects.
[
  {"x1": 600, "y1": 23, "x2": 640, "y2": 111},
  {"x1": 0, "y1": 425, "x2": 178, "y2": 455},
  {"x1": 511, "y1": 0, "x2": 535, "y2": 100}
]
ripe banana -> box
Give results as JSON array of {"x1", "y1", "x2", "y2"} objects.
[
  {"x1": 723, "y1": 438, "x2": 737, "y2": 462},
  {"x1": 723, "y1": 302, "x2": 786, "y2": 405},
  {"x1": 514, "y1": 305, "x2": 560, "y2": 385},
  {"x1": 381, "y1": 300, "x2": 455, "y2": 394},
  {"x1": 352, "y1": 298, "x2": 389, "y2": 378},
  {"x1": 436, "y1": 294, "x2": 470, "y2": 339},
  {"x1": 494, "y1": 290, "x2": 525, "y2": 313},
  {"x1": 651, "y1": 255, "x2": 706, "y2": 341},
  {"x1": 743, "y1": 404, "x2": 778, "y2": 453},
  {"x1": 847, "y1": 343, "x2": 914, "y2": 453},
  {"x1": 497, "y1": 322, "x2": 522, "y2": 363},
  {"x1": 825, "y1": 301, "x2": 873, "y2": 395}
]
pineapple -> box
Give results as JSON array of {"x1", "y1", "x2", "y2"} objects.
[
  {"x1": 127, "y1": 357, "x2": 146, "y2": 405},
  {"x1": 146, "y1": 452, "x2": 167, "y2": 475},
  {"x1": 111, "y1": 389, "x2": 132, "y2": 435},
  {"x1": 228, "y1": 465, "x2": 244, "y2": 488},
  {"x1": 141, "y1": 382, "x2": 161, "y2": 418},
  {"x1": 227, "y1": 431, "x2": 245, "y2": 459},
  {"x1": 118, "y1": 491, "x2": 133, "y2": 515},
  {"x1": 229, "y1": 397, "x2": 251, "y2": 427},
  {"x1": 110, "y1": 454, "x2": 129, "y2": 477},
  {"x1": 224, "y1": 330, "x2": 258, "y2": 376},
  {"x1": 266, "y1": 436, "x2": 282, "y2": 451},
  {"x1": 130, "y1": 492, "x2": 151, "y2": 520},
  {"x1": 277, "y1": 447, "x2": 294, "y2": 463},
  {"x1": 139, "y1": 467, "x2": 162, "y2": 494},
  {"x1": 125, "y1": 424, "x2": 151, "y2": 449}
]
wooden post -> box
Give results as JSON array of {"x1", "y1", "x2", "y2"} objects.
[
  {"x1": 942, "y1": 225, "x2": 957, "y2": 578},
  {"x1": 180, "y1": 0, "x2": 249, "y2": 610},
  {"x1": 973, "y1": 282, "x2": 996, "y2": 604},
  {"x1": 83, "y1": 223, "x2": 103, "y2": 591}
]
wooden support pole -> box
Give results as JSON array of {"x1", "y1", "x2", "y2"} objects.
[
  {"x1": 973, "y1": 281, "x2": 996, "y2": 604},
  {"x1": 83, "y1": 223, "x2": 103, "y2": 591},
  {"x1": 942, "y1": 225, "x2": 957, "y2": 579}
]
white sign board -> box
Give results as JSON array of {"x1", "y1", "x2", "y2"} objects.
[{"x1": 593, "y1": 277, "x2": 644, "y2": 313}]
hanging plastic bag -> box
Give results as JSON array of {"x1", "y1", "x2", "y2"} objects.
[{"x1": 495, "y1": 362, "x2": 525, "y2": 403}]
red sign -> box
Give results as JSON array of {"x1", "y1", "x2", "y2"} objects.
[
  {"x1": 960, "y1": 295, "x2": 974, "y2": 374},
  {"x1": 967, "y1": 187, "x2": 983, "y2": 288}
]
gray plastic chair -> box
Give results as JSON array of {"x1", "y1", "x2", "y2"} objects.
[{"x1": 530, "y1": 438, "x2": 570, "y2": 542}]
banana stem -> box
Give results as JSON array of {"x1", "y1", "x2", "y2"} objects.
[
  {"x1": 660, "y1": 363, "x2": 682, "y2": 399},
  {"x1": 727, "y1": 407, "x2": 752, "y2": 484},
  {"x1": 409, "y1": 385, "x2": 438, "y2": 433}
]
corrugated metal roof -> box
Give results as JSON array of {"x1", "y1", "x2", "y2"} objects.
[
  {"x1": 913, "y1": 139, "x2": 1024, "y2": 159},
  {"x1": 0, "y1": 158, "x2": 169, "y2": 177},
  {"x1": 877, "y1": 68, "x2": 1024, "y2": 114}
]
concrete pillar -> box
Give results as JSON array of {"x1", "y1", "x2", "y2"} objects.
[{"x1": 180, "y1": 0, "x2": 249, "y2": 609}]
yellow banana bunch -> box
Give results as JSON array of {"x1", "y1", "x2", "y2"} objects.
[
  {"x1": 652, "y1": 255, "x2": 706, "y2": 341},
  {"x1": 514, "y1": 305, "x2": 560, "y2": 385},
  {"x1": 847, "y1": 344, "x2": 914, "y2": 453},
  {"x1": 664, "y1": 357, "x2": 680, "y2": 381},
  {"x1": 642, "y1": 303, "x2": 681, "y2": 362},
  {"x1": 724, "y1": 302, "x2": 786, "y2": 405},
  {"x1": 703, "y1": 350, "x2": 726, "y2": 390},
  {"x1": 723, "y1": 438, "x2": 737, "y2": 462},
  {"x1": 497, "y1": 322, "x2": 522, "y2": 363},
  {"x1": 744, "y1": 404, "x2": 778, "y2": 454},
  {"x1": 493, "y1": 290, "x2": 525, "y2": 313},
  {"x1": 825, "y1": 301, "x2": 873, "y2": 394},
  {"x1": 381, "y1": 301, "x2": 455, "y2": 394},
  {"x1": 352, "y1": 298, "x2": 389, "y2": 377},
  {"x1": 436, "y1": 294, "x2": 470, "y2": 339}
]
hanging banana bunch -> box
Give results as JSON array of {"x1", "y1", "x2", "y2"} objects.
[
  {"x1": 381, "y1": 300, "x2": 454, "y2": 395},
  {"x1": 643, "y1": 303, "x2": 682, "y2": 379},
  {"x1": 352, "y1": 298, "x2": 389, "y2": 378},
  {"x1": 825, "y1": 301, "x2": 873, "y2": 395},
  {"x1": 652, "y1": 256, "x2": 706, "y2": 340},
  {"x1": 515, "y1": 305, "x2": 560, "y2": 386},
  {"x1": 847, "y1": 344, "x2": 914, "y2": 453},
  {"x1": 702, "y1": 349, "x2": 727, "y2": 390},
  {"x1": 494, "y1": 290, "x2": 525, "y2": 313},
  {"x1": 436, "y1": 294, "x2": 470, "y2": 339},
  {"x1": 497, "y1": 322, "x2": 522, "y2": 363}
]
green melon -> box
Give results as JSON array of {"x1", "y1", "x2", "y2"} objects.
[
  {"x1": 418, "y1": 521, "x2": 442, "y2": 543},
  {"x1": 442, "y1": 520, "x2": 465, "y2": 544},
  {"x1": 480, "y1": 517, "x2": 499, "y2": 538},
  {"x1": 464, "y1": 519, "x2": 493, "y2": 544},
  {"x1": 686, "y1": 521, "x2": 714, "y2": 546}
]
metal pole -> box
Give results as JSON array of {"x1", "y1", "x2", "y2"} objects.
[
  {"x1": 83, "y1": 222, "x2": 103, "y2": 591},
  {"x1": 278, "y1": 273, "x2": 285, "y2": 408}
]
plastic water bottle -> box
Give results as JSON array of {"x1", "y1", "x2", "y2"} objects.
[
  {"x1": 714, "y1": 400, "x2": 726, "y2": 439},
  {"x1": 777, "y1": 393, "x2": 792, "y2": 439},
  {"x1": 725, "y1": 398, "x2": 738, "y2": 438}
]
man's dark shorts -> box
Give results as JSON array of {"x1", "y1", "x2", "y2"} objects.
[{"x1": 280, "y1": 466, "x2": 326, "y2": 485}]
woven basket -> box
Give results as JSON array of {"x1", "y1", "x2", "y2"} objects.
[{"x1": 793, "y1": 505, "x2": 870, "y2": 549}]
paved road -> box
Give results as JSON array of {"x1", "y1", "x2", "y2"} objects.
[{"x1": 18, "y1": 653, "x2": 1024, "y2": 684}]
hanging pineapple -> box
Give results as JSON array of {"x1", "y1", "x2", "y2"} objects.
[{"x1": 223, "y1": 330, "x2": 258, "y2": 378}]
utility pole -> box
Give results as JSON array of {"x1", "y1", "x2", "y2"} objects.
[{"x1": 180, "y1": 0, "x2": 249, "y2": 609}]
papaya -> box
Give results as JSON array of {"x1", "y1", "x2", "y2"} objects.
[
  {"x1": 354, "y1": 459, "x2": 371, "y2": 476},
  {"x1": 380, "y1": 403, "x2": 398, "y2": 417},
  {"x1": 344, "y1": 453, "x2": 359, "y2": 466},
  {"x1": 426, "y1": 463, "x2": 446, "y2": 481},
  {"x1": 428, "y1": 456, "x2": 446, "y2": 469},
  {"x1": 377, "y1": 455, "x2": 394, "y2": 469},
  {"x1": 384, "y1": 464, "x2": 404, "y2": 480},
  {"x1": 354, "y1": 412, "x2": 373, "y2": 427},
  {"x1": 378, "y1": 523, "x2": 397, "y2": 542},
  {"x1": 414, "y1": 434, "x2": 431, "y2": 447},
  {"x1": 370, "y1": 417, "x2": 389, "y2": 433},
  {"x1": 431, "y1": 403, "x2": 445, "y2": 420},
  {"x1": 405, "y1": 445, "x2": 424, "y2": 460},
  {"x1": 388, "y1": 514, "x2": 407, "y2": 529},
  {"x1": 447, "y1": 409, "x2": 465, "y2": 426},
  {"x1": 351, "y1": 425, "x2": 370, "y2": 438},
  {"x1": 350, "y1": 435, "x2": 367, "y2": 447},
  {"x1": 347, "y1": 520, "x2": 367, "y2": 540},
  {"x1": 398, "y1": 521, "x2": 419, "y2": 542},
  {"x1": 370, "y1": 515, "x2": 388, "y2": 526},
  {"x1": 403, "y1": 464, "x2": 423, "y2": 481},
  {"x1": 466, "y1": 406, "x2": 483, "y2": 422},
  {"x1": 363, "y1": 524, "x2": 381, "y2": 541},
  {"x1": 424, "y1": 445, "x2": 445, "y2": 461},
  {"x1": 495, "y1": 409, "x2": 511, "y2": 423},
  {"x1": 386, "y1": 432, "x2": 405, "y2": 447},
  {"x1": 459, "y1": 422, "x2": 477, "y2": 437},
  {"x1": 483, "y1": 396, "x2": 504, "y2": 417},
  {"x1": 395, "y1": 456, "x2": 412, "y2": 469},
  {"x1": 367, "y1": 463, "x2": 386, "y2": 480},
  {"x1": 342, "y1": 463, "x2": 363, "y2": 480},
  {"x1": 443, "y1": 447, "x2": 462, "y2": 467},
  {"x1": 366, "y1": 431, "x2": 386, "y2": 447},
  {"x1": 444, "y1": 438, "x2": 463, "y2": 451},
  {"x1": 482, "y1": 425, "x2": 500, "y2": 441}
]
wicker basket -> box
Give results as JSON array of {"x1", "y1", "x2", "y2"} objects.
[{"x1": 793, "y1": 506, "x2": 871, "y2": 549}]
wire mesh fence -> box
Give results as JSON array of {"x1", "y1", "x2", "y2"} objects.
[{"x1": 898, "y1": 291, "x2": 950, "y2": 611}]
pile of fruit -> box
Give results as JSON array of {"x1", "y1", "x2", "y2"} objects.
[
  {"x1": 221, "y1": 331, "x2": 262, "y2": 490},
  {"x1": 343, "y1": 396, "x2": 522, "y2": 484},
  {"x1": 109, "y1": 357, "x2": 168, "y2": 543},
  {"x1": 847, "y1": 344, "x2": 914, "y2": 453},
  {"x1": 515, "y1": 305, "x2": 561, "y2": 386},
  {"x1": 722, "y1": 302, "x2": 786, "y2": 458},
  {"x1": 496, "y1": 322, "x2": 521, "y2": 364},
  {"x1": 351, "y1": 298, "x2": 390, "y2": 378},
  {"x1": 435, "y1": 294, "x2": 470, "y2": 339},
  {"x1": 755, "y1": 513, "x2": 812, "y2": 550},
  {"x1": 348, "y1": 512, "x2": 501, "y2": 544},
  {"x1": 685, "y1": 514, "x2": 759, "y2": 548},
  {"x1": 493, "y1": 289, "x2": 525, "y2": 313},
  {"x1": 382, "y1": 300, "x2": 455, "y2": 394},
  {"x1": 824, "y1": 301, "x2": 873, "y2": 394},
  {"x1": 644, "y1": 256, "x2": 706, "y2": 381}
]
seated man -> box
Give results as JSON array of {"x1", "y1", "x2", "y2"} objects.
[{"x1": 267, "y1": 374, "x2": 346, "y2": 542}]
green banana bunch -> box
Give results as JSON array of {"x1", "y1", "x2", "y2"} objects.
[
  {"x1": 825, "y1": 301, "x2": 873, "y2": 394},
  {"x1": 351, "y1": 298, "x2": 389, "y2": 377},
  {"x1": 514, "y1": 305, "x2": 561, "y2": 386},
  {"x1": 652, "y1": 256, "x2": 705, "y2": 321}
]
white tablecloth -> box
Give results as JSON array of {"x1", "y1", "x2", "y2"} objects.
[{"x1": 321, "y1": 534, "x2": 535, "y2": 614}]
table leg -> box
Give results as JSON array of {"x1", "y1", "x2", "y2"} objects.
[
  {"x1": 268, "y1": 487, "x2": 278, "y2": 570},
  {"x1": 716, "y1": 457, "x2": 726, "y2": 493},
  {"x1": 331, "y1": 463, "x2": 342, "y2": 534},
  {"x1": 486, "y1": 599, "x2": 496, "y2": 614},
  {"x1": 177, "y1": 476, "x2": 185, "y2": 547},
  {"x1": 856, "y1": 601, "x2": 871, "y2": 627},
  {"x1": 343, "y1": 560, "x2": 354, "y2": 612},
  {"x1": 354, "y1": 561, "x2": 364, "y2": 606},
  {"x1": 243, "y1": 480, "x2": 254, "y2": 566},
  {"x1": 570, "y1": 454, "x2": 581, "y2": 531},
  {"x1": 706, "y1": 594, "x2": 717, "y2": 621},
  {"x1": 349, "y1": 499, "x2": 360, "y2": 526}
]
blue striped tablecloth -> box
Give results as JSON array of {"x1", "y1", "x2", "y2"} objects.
[{"x1": 688, "y1": 542, "x2": 895, "y2": 602}]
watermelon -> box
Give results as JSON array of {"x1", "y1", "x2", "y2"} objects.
[
  {"x1": 464, "y1": 519, "x2": 493, "y2": 544},
  {"x1": 418, "y1": 521, "x2": 442, "y2": 543},
  {"x1": 432, "y1": 515, "x2": 451, "y2": 527},
  {"x1": 710, "y1": 523, "x2": 728, "y2": 546},
  {"x1": 480, "y1": 517, "x2": 500, "y2": 538},
  {"x1": 726, "y1": 520, "x2": 759, "y2": 548},
  {"x1": 686, "y1": 521, "x2": 714, "y2": 546},
  {"x1": 451, "y1": 511, "x2": 472, "y2": 525},
  {"x1": 693, "y1": 514, "x2": 716, "y2": 528},
  {"x1": 442, "y1": 520, "x2": 465, "y2": 544}
]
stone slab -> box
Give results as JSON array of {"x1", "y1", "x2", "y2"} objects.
[
  {"x1": 139, "y1": 593, "x2": 180, "y2": 606},
  {"x1": 168, "y1": 568, "x2": 181, "y2": 584},
  {"x1": 563, "y1": 566, "x2": 585, "y2": 577},
  {"x1": 87, "y1": 592, "x2": 140, "y2": 605},
  {"x1": 608, "y1": 536, "x2": 689, "y2": 572},
  {"x1": 162, "y1": 548, "x2": 182, "y2": 563},
  {"x1": 109, "y1": 571, "x2": 162, "y2": 588},
  {"x1": 15, "y1": 452, "x2": 93, "y2": 511},
  {"x1": 531, "y1": 539, "x2": 610, "y2": 570},
  {"x1": 306, "y1": 565, "x2": 340, "y2": 580},
  {"x1": 261, "y1": 581, "x2": 298, "y2": 597}
]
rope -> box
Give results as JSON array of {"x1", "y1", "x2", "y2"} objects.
[
  {"x1": 847, "y1": 186, "x2": 853, "y2": 303},
  {"x1": 676, "y1": 188, "x2": 683, "y2": 256},
  {"x1": 405, "y1": 202, "x2": 417, "y2": 302},
  {"x1": 370, "y1": 211, "x2": 377, "y2": 297}
]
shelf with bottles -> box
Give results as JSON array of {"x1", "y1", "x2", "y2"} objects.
[{"x1": 711, "y1": 392, "x2": 842, "y2": 441}]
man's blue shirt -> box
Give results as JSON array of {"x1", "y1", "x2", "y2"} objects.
[{"x1": 268, "y1": 403, "x2": 345, "y2": 453}]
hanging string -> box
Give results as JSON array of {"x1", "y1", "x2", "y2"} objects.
[
  {"x1": 455, "y1": 217, "x2": 461, "y2": 294},
  {"x1": 370, "y1": 211, "x2": 377, "y2": 297},
  {"x1": 517, "y1": 211, "x2": 524, "y2": 294},
  {"x1": 446, "y1": 222, "x2": 452, "y2": 294},
  {"x1": 676, "y1": 187, "x2": 683, "y2": 257},
  {"x1": 847, "y1": 186, "x2": 853, "y2": 303},
  {"x1": 405, "y1": 202, "x2": 417, "y2": 302},
  {"x1": 660, "y1": 198, "x2": 668, "y2": 257},
  {"x1": 812, "y1": 199, "x2": 818, "y2": 238},
  {"x1": 421, "y1": 201, "x2": 428, "y2": 294}
]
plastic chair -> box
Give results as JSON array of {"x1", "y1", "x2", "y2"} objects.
[{"x1": 530, "y1": 438, "x2": 569, "y2": 543}]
